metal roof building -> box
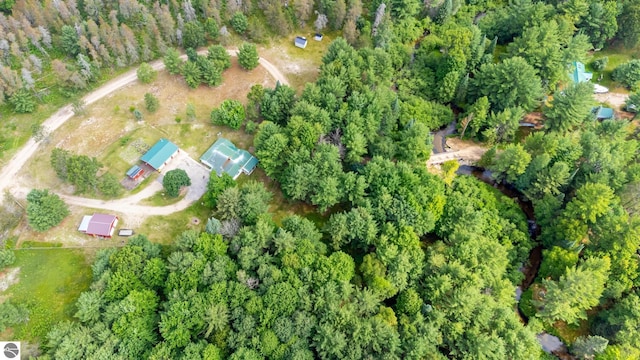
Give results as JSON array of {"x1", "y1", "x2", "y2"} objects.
[
  {"x1": 200, "y1": 138, "x2": 258, "y2": 180},
  {"x1": 140, "y1": 138, "x2": 179, "y2": 171}
]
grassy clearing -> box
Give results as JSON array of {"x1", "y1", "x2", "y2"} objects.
[
  {"x1": 140, "y1": 190, "x2": 185, "y2": 206},
  {"x1": 2, "y1": 249, "x2": 93, "y2": 342},
  {"x1": 137, "y1": 202, "x2": 211, "y2": 244},
  {"x1": 587, "y1": 44, "x2": 640, "y2": 92},
  {"x1": 0, "y1": 67, "x2": 131, "y2": 164},
  {"x1": 260, "y1": 28, "x2": 338, "y2": 92}
]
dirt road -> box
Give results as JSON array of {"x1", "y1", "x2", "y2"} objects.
[
  {"x1": 594, "y1": 92, "x2": 628, "y2": 109},
  {"x1": 0, "y1": 50, "x2": 286, "y2": 212}
]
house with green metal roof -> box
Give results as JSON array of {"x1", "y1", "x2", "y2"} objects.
[
  {"x1": 570, "y1": 61, "x2": 593, "y2": 83},
  {"x1": 141, "y1": 138, "x2": 179, "y2": 171},
  {"x1": 200, "y1": 138, "x2": 258, "y2": 180}
]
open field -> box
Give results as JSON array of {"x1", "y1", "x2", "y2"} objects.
[
  {"x1": 0, "y1": 248, "x2": 93, "y2": 342},
  {"x1": 260, "y1": 30, "x2": 338, "y2": 91}
]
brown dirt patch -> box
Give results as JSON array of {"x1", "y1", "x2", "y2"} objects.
[{"x1": 0, "y1": 267, "x2": 20, "y2": 293}]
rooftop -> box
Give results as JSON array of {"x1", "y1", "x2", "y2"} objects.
[
  {"x1": 200, "y1": 138, "x2": 258, "y2": 180},
  {"x1": 570, "y1": 61, "x2": 593, "y2": 83},
  {"x1": 140, "y1": 138, "x2": 179, "y2": 170}
]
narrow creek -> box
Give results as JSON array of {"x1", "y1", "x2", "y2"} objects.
[
  {"x1": 457, "y1": 165, "x2": 542, "y2": 295},
  {"x1": 456, "y1": 165, "x2": 571, "y2": 358}
]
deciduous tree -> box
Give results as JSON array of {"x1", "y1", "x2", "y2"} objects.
[{"x1": 163, "y1": 169, "x2": 191, "y2": 197}]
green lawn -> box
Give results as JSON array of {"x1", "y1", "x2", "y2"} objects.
[
  {"x1": 587, "y1": 44, "x2": 640, "y2": 92},
  {"x1": 3, "y1": 249, "x2": 93, "y2": 342},
  {"x1": 140, "y1": 190, "x2": 185, "y2": 206},
  {"x1": 137, "y1": 202, "x2": 211, "y2": 244}
]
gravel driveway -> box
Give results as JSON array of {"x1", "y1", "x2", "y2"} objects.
[{"x1": 157, "y1": 150, "x2": 211, "y2": 202}]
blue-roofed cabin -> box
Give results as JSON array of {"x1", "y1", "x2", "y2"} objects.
[
  {"x1": 571, "y1": 61, "x2": 593, "y2": 83},
  {"x1": 591, "y1": 106, "x2": 615, "y2": 120},
  {"x1": 126, "y1": 165, "x2": 145, "y2": 180},
  {"x1": 295, "y1": 36, "x2": 307, "y2": 49}
]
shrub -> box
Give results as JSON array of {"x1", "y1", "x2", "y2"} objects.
[
  {"x1": 230, "y1": 12, "x2": 248, "y2": 34},
  {"x1": 591, "y1": 57, "x2": 608, "y2": 71},
  {"x1": 144, "y1": 93, "x2": 159, "y2": 113},
  {"x1": 211, "y1": 99, "x2": 246, "y2": 129},
  {"x1": 612, "y1": 59, "x2": 640, "y2": 88},
  {"x1": 237, "y1": 43, "x2": 259, "y2": 70},
  {"x1": 10, "y1": 88, "x2": 36, "y2": 113},
  {"x1": 26, "y1": 189, "x2": 70, "y2": 232},
  {"x1": 137, "y1": 62, "x2": 157, "y2": 84}
]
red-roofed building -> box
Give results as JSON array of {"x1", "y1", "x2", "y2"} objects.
[{"x1": 78, "y1": 213, "x2": 119, "y2": 238}]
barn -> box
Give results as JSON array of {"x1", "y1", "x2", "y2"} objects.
[
  {"x1": 78, "y1": 213, "x2": 119, "y2": 238},
  {"x1": 140, "y1": 138, "x2": 179, "y2": 171}
]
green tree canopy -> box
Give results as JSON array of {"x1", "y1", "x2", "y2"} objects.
[
  {"x1": 163, "y1": 169, "x2": 191, "y2": 197},
  {"x1": 238, "y1": 43, "x2": 259, "y2": 70},
  {"x1": 26, "y1": 189, "x2": 70, "y2": 232},
  {"x1": 470, "y1": 56, "x2": 543, "y2": 112}
]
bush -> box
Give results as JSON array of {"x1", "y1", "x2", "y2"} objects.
[
  {"x1": 163, "y1": 169, "x2": 191, "y2": 197},
  {"x1": 207, "y1": 45, "x2": 231, "y2": 70},
  {"x1": 26, "y1": 189, "x2": 70, "y2": 232},
  {"x1": 137, "y1": 62, "x2": 157, "y2": 84},
  {"x1": 211, "y1": 99, "x2": 246, "y2": 129},
  {"x1": 0, "y1": 249, "x2": 15, "y2": 269},
  {"x1": 10, "y1": 88, "x2": 36, "y2": 113},
  {"x1": 230, "y1": 12, "x2": 249, "y2": 34},
  {"x1": 238, "y1": 43, "x2": 259, "y2": 70},
  {"x1": 245, "y1": 121, "x2": 257, "y2": 134},
  {"x1": 98, "y1": 173, "x2": 122, "y2": 198},
  {"x1": 144, "y1": 93, "x2": 159, "y2": 113},
  {"x1": 591, "y1": 57, "x2": 608, "y2": 72},
  {"x1": 0, "y1": 301, "x2": 29, "y2": 332},
  {"x1": 182, "y1": 21, "x2": 206, "y2": 49},
  {"x1": 612, "y1": 59, "x2": 640, "y2": 88}
]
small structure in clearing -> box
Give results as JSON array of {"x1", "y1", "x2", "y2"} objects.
[
  {"x1": 200, "y1": 138, "x2": 258, "y2": 180},
  {"x1": 118, "y1": 229, "x2": 134, "y2": 237},
  {"x1": 126, "y1": 164, "x2": 145, "y2": 180},
  {"x1": 570, "y1": 61, "x2": 593, "y2": 84},
  {"x1": 591, "y1": 106, "x2": 615, "y2": 120},
  {"x1": 294, "y1": 36, "x2": 307, "y2": 49},
  {"x1": 141, "y1": 138, "x2": 179, "y2": 172},
  {"x1": 78, "y1": 213, "x2": 119, "y2": 238},
  {"x1": 314, "y1": 33, "x2": 323, "y2": 41}
]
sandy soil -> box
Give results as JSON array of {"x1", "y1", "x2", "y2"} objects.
[
  {"x1": 428, "y1": 137, "x2": 488, "y2": 165},
  {"x1": 0, "y1": 267, "x2": 20, "y2": 292},
  {"x1": 595, "y1": 92, "x2": 628, "y2": 109}
]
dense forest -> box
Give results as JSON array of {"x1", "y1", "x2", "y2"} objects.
[{"x1": 1, "y1": 0, "x2": 640, "y2": 358}]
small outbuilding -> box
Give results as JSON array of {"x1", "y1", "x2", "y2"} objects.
[
  {"x1": 294, "y1": 36, "x2": 307, "y2": 49},
  {"x1": 591, "y1": 106, "x2": 615, "y2": 120},
  {"x1": 118, "y1": 229, "x2": 134, "y2": 237},
  {"x1": 78, "y1": 213, "x2": 119, "y2": 238},
  {"x1": 126, "y1": 165, "x2": 145, "y2": 180},
  {"x1": 140, "y1": 138, "x2": 179, "y2": 171},
  {"x1": 200, "y1": 138, "x2": 258, "y2": 180},
  {"x1": 314, "y1": 33, "x2": 323, "y2": 41},
  {"x1": 570, "y1": 61, "x2": 593, "y2": 84}
]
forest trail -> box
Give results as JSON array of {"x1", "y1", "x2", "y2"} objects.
[{"x1": 0, "y1": 50, "x2": 287, "y2": 212}]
